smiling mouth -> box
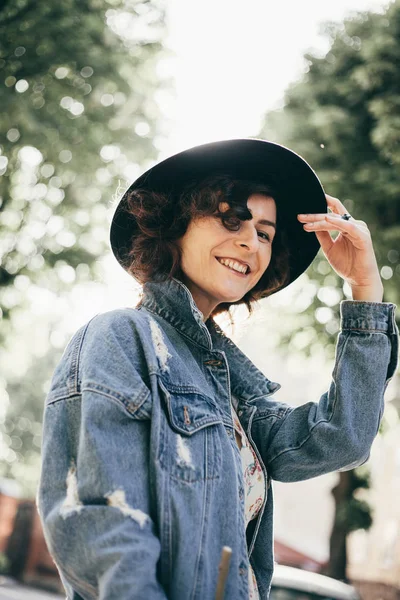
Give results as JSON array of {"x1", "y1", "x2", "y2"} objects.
[{"x1": 216, "y1": 257, "x2": 250, "y2": 276}]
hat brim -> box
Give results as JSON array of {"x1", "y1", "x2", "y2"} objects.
[{"x1": 110, "y1": 138, "x2": 327, "y2": 293}]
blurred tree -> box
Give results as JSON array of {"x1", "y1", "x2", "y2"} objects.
[
  {"x1": 259, "y1": 0, "x2": 400, "y2": 582},
  {"x1": 0, "y1": 347, "x2": 62, "y2": 497},
  {"x1": 0, "y1": 0, "x2": 172, "y2": 492},
  {"x1": 261, "y1": 0, "x2": 400, "y2": 353},
  {"x1": 326, "y1": 468, "x2": 372, "y2": 581},
  {"x1": 0, "y1": 0, "x2": 171, "y2": 332}
]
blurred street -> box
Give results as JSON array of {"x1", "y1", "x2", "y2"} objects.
[{"x1": 0, "y1": 577, "x2": 63, "y2": 600}]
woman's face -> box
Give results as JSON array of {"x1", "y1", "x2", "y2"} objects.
[{"x1": 176, "y1": 193, "x2": 277, "y2": 320}]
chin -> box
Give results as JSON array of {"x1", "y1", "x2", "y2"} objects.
[{"x1": 219, "y1": 292, "x2": 248, "y2": 304}]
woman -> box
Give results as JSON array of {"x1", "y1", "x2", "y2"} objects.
[{"x1": 38, "y1": 139, "x2": 398, "y2": 600}]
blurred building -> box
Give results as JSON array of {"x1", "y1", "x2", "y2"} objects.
[{"x1": 0, "y1": 489, "x2": 18, "y2": 556}]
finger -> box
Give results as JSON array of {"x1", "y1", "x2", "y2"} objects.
[
  {"x1": 326, "y1": 213, "x2": 369, "y2": 232},
  {"x1": 299, "y1": 212, "x2": 369, "y2": 232},
  {"x1": 298, "y1": 213, "x2": 329, "y2": 222},
  {"x1": 325, "y1": 194, "x2": 349, "y2": 216},
  {"x1": 314, "y1": 230, "x2": 334, "y2": 254},
  {"x1": 325, "y1": 214, "x2": 370, "y2": 237},
  {"x1": 304, "y1": 216, "x2": 368, "y2": 245}
]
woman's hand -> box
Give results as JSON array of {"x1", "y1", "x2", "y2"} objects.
[{"x1": 297, "y1": 194, "x2": 384, "y2": 302}]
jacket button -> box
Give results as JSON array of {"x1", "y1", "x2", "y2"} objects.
[
  {"x1": 239, "y1": 487, "x2": 244, "y2": 501},
  {"x1": 238, "y1": 410, "x2": 243, "y2": 416}
]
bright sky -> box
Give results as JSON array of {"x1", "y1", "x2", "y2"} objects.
[{"x1": 163, "y1": 0, "x2": 390, "y2": 155}]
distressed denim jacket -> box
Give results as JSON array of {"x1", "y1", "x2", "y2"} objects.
[{"x1": 38, "y1": 277, "x2": 399, "y2": 600}]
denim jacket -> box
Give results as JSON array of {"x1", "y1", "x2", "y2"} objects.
[{"x1": 37, "y1": 277, "x2": 399, "y2": 600}]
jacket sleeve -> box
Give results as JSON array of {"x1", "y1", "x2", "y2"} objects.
[
  {"x1": 243, "y1": 300, "x2": 399, "y2": 482},
  {"x1": 37, "y1": 313, "x2": 168, "y2": 600}
]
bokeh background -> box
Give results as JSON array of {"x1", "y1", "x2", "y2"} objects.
[{"x1": 1, "y1": 0, "x2": 400, "y2": 597}]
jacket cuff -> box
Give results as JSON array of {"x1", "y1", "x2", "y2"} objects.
[{"x1": 340, "y1": 300, "x2": 397, "y2": 333}]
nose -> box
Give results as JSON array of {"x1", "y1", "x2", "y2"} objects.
[{"x1": 234, "y1": 223, "x2": 259, "y2": 252}]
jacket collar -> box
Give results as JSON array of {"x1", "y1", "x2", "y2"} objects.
[
  {"x1": 140, "y1": 277, "x2": 281, "y2": 401},
  {"x1": 140, "y1": 277, "x2": 211, "y2": 349}
]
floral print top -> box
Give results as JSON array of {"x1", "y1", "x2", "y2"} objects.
[{"x1": 231, "y1": 403, "x2": 265, "y2": 600}]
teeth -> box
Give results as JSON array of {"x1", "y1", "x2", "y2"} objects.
[{"x1": 217, "y1": 258, "x2": 248, "y2": 274}]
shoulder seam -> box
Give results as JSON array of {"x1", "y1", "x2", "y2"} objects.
[{"x1": 67, "y1": 315, "x2": 98, "y2": 395}]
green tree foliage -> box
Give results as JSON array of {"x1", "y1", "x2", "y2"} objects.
[
  {"x1": 0, "y1": 0, "x2": 170, "y2": 330},
  {"x1": 327, "y1": 469, "x2": 372, "y2": 581},
  {"x1": 0, "y1": 0, "x2": 171, "y2": 493},
  {"x1": 260, "y1": 0, "x2": 400, "y2": 357},
  {"x1": 0, "y1": 348, "x2": 62, "y2": 497},
  {"x1": 259, "y1": 1, "x2": 400, "y2": 580}
]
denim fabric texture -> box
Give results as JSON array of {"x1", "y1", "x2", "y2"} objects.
[{"x1": 37, "y1": 277, "x2": 399, "y2": 600}]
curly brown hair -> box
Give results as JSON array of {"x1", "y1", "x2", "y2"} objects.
[{"x1": 125, "y1": 174, "x2": 290, "y2": 317}]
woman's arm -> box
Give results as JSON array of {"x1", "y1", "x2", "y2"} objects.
[
  {"x1": 41, "y1": 394, "x2": 167, "y2": 599},
  {"x1": 245, "y1": 299, "x2": 398, "y2": 482},
  {"x1": 37, "y1": 314, "x2": 168, "y2": 600},
  {"x1": 246, "y1": 194, "x2": 398, "y2": 481}
]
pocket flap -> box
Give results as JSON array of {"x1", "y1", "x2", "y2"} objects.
[{"x1": 159, "y1": 379, "x2": 222, "y2": 435}]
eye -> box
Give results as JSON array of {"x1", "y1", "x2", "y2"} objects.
[{"x1": 258, "y1": 231, "x2": 271, "y2": 242}]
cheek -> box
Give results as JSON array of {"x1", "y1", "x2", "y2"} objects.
[
  {"x1": 179, "y1": 235, "x2": 210, "y2": 273},
  {"x1": 252, "y1": 248, "x2": 272, "y2": 280},
  {"x1": 261, "y1": 245, "x2": 273, "y2": 266}
]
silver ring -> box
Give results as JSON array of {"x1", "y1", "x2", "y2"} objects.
[{"x1": 341, "y1": 213, "x2": 352, "y2": 221}]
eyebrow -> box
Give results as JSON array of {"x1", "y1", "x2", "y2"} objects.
[{"x1": 256, "y1": 219, "x2": 276, "y2": 230}]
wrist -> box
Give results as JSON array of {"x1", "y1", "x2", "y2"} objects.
[{"x1": 350, "y1": 281, "x2": 384, "y2": 302}]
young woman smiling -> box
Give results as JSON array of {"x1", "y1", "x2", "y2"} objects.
[{"x1": 38, "y1": 139, "x2": 398, "y2": 600}]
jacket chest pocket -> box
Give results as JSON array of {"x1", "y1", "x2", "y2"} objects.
[{"x1": 158, "y1": 379, "x2": 223, "y2": 483}]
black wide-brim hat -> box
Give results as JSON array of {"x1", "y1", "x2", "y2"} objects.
[{"x1": 110, "y1": 138, "x2": 327, "y2": 293}]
